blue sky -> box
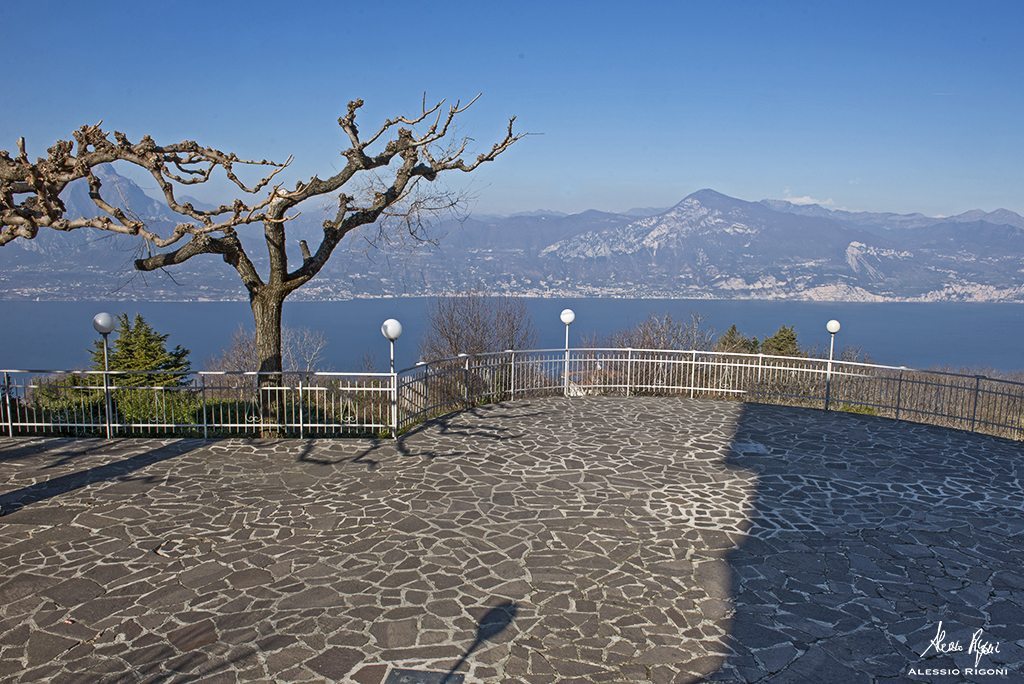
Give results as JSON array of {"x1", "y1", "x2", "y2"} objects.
[{"x1": 2, "y1": 1, "x2": 1022, "y2": 216}]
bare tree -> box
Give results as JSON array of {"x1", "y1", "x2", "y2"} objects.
[
  {"x1": 208, "y1": 325, "x2": 328, "y2": 373},
  {"x1": 609, "y1": 313, "x2": 715, "y2": 351},
  {"x1": 0, "y1": 96, "x2": 522, "y2": 380},
  {"x1": 420, "y1": 295, "x2": 536, "y2": 361},
  {"x1": 208, "y1": 326, "x2": 260, "y2": 375},
  {"x1": 282, "y1": 327, "x2": 329, "y2": 373}
]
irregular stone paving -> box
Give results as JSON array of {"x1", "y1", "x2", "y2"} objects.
[{"x1": 0, "y1": 397, "x2": 1022, "y2": 683}]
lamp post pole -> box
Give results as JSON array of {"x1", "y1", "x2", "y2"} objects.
[
  {"x1": 560, "y1": 309, "x2": 575, "y2": 397},
  {"x1": 102, "y1": 335, "x2": 111, "y2": 438},
  {"x1": 381, "y1": 319, "x2": 402, "y2": 438},
  {"x1": 93, "y1": 313, "x2": 115, "y2": 439},
  {"x1": 824, "y1": 319, "x2": 841, "y2": 412}
]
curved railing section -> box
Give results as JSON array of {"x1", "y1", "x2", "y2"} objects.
[
  {"x1": 2, "y1": 349, "x2": 1022, "y2": 440},
  {"x1": 397, "y1": 348, "x2": 1024, "y2": 441}
]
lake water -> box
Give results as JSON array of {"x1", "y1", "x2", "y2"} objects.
[{"x1": 0, "y1": 299, "x2": 1021, "y2": 373}]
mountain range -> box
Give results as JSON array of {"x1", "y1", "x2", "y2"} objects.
[{"x1": 1, "y1": 168, "x2": 1023, "y2": 302}]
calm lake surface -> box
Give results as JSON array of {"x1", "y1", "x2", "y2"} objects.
[{"x1": 0, "y1": 299, "x2": 1021, "y2": 373}]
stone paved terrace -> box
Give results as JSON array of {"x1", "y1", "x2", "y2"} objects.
[{"x1": 1, "y1": 397, "x2": 1023, "y2": 683}]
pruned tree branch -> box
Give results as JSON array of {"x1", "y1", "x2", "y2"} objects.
[
  {"x1": 0, "y1": 124, "x2": 291, "y2": 288},
  {"x1": 281, "y1": 96, "x2": 523, "y2": 291},
  {"x1": 1, "y1": 95, "x2": 521, "y2": 375}
]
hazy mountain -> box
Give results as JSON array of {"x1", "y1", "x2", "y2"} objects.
[
  {"x1": 507, "y1": 209, "x2": 569, "y2": 219},
  {"x1": 761, "y1": 198, "x2": 1024, "y2": 233},
  {"x1": 533, "y1": 189, "x2": 1024, "y2": 301},
  {"x1": 945, "y1": 208, "x2": 1024, "y2": 230},
  {"x1": 760, "y1": 199, "x2": 940, "y2": 232},
  {"x1": 2, "y1": 168, "x2": 1023, "y2": 302},
  {"x1": 622, "y1": 206, "x2": 670, "y2": 218}
]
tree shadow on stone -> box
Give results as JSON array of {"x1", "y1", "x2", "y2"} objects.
[
  {"x1": 410, "y1": 403, "x2": 544, "y2": 445},
  {"x1": 0, "y1": 437, "x2": 111, "y2": 466},
  {"x1": 294, "y1": 434, "x2": 465, "y2": 466},
  {"x1": 295, "y1": 438, "x2": 384, "y2": 470},
  {"x1": 122, "y1": 638, "x2": 265, "y2": 683},
  {"x1": 0, "y1": 439, "x2": 201, "y2": 516},
  {"x1": 41, "y1": 440, "x2": 121, "y2": 469}
]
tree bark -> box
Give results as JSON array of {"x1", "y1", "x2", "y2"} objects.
[
  {"x1": 251, "y1": 290, "x2": 286, "y2": 434},
  {"x1": 251, "y1": 291, "x2": 284, "y2": 378}
]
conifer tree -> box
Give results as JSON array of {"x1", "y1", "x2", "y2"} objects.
[
  {"x1": 760, "y1": 325, "x2": 801, "y2": 357},
  {"x1": 715, "y1": 324, "x2": 760, "y2": 354},
  {"x1": 90, "y1": 314, "x2": 191, "y2": 387}
]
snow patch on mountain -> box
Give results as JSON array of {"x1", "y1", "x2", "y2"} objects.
[
  {"x1": 540, "y1": 196, "x2": 761, "y2": 259},
  {"x1": 914, "y1": 282, "x2": 1024, "y2": 302},
  {"x1": 714, "y1": 275, "x2": 787, "y2": 291},
  {"x1": 793, "y1": 283, "x2": 889, "y2": 302}
]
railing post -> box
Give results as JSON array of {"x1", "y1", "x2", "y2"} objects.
[
  {"x1": 3, "y1": 372, "x2": 13, "y2": 438},
  {"x1": 102, "y1": 372, "x2": 113, "y2": 440},
  {"x1": 626, "y1": 348, "x2": 633, "y2": 397},
  {"x1": 423, "y1": 364, "x2": 430, "y2": 415},
  {"x1": 200, "y1": 374, "x2": 208, "y2": 440},
  {"x1": 390, "y1": 371, "x2": 398, "y2": 439},
  {"x1": 970, "y1": 375, "x2": 981, "y2": 432},
  {"x1": 509, "y1": 350, "x2": 516, "y2": 400},
  {"x1": 563, "y1": 347, "x2": 570, "y2": 398},
  {"x1": 463, "y1": 355, "x2": 471, "y2": 407},
  {"x1": 824, "y1": 359, "x2": 834, "y2": 412},
  {"x1": 298, "y1": 376, "x2": 304, "y2": 439},
  {"x1": 895, "y1": 369, "x2": 904, "y2": 420},
  {"x1": 689, "y1": 350, "x2": 696, "y2": 399}
]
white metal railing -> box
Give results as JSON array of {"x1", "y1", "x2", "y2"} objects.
[
  {"x1": 2, "y1": 349, "x2": 1022, "y2": 440},
  {"x1": 395, "y1": 348, "x2": 1024, "y2": 441},
  {"x1": 0, "y1": 369, "x2": 393, "y2": 438}
]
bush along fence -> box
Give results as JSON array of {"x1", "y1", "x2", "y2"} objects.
[
  {"x1": 0, "y1": 370, "x2": 392, "y2": 438},
  {"x1": 2, "y1": 349, "x2": 1023, "y2": 440}
]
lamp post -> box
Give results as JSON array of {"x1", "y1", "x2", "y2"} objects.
[
  {"x1": 824, "y1": 319, "x2": 841, "y2": 411},
  {"x1": 381, "y1": 319, "x2": 402, "y2": 437},
  {"x1": 380, "y1": 319, "x2": 403, "y2": 374},
  {"x1": 92, "y1": 312, "x2": 115, "y2": 439},
  {"x1": 560, "y1": 308, "x2": 575, "y2": 397}
]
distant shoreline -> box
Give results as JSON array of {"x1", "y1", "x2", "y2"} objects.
[
  {"x1": 1, "y1": 294, "x2": 1024, "y2": 304},
  {"x1": 2, "y1": 299, "x2": 1021, "y2": 372}
]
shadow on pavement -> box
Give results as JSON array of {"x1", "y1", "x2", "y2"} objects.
[
  {"x1": 443, "y1": 601, "x2": 519, "y2": 683},
  {"x1": 0, "y1": 439, "x2": 201, "y2": 516},
  {"x1": 712, "y1": 402, "x2": 1024, "y2": 681},
  {"x1": 0, "y1": 438, "x2": 111, "y2": 467}
]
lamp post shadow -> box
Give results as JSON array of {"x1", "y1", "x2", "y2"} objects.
[{"x1": 442, "y1": 601, "x2": 518, "y2": 683}]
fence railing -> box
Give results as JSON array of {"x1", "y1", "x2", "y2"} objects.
[
  {"x1": 396, "y1": 348, "x2": 1023, "y2": 441},
  {"x1": 3, "y1": 349, "x2": 1022, "y2": 440},
  {"x1": 0, "y1": 369, "x2": 392, "y2": 438}
]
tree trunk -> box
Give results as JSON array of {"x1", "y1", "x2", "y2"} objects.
[
  {"x1": 252, "y1": 291, "x2": 284, "y2": 377},
  {"x1": 251, "y1": 290, "x2": 285, "y2": 435}
]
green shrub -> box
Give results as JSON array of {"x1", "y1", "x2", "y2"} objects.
[
  {"x1": 839, "y1": 403, "x2": 878, "y2": 416},
  {"x1": 29, "y1": 374, "x2": 103, "y2": 421},
  {"x1": 113, "y1": 388, "x2": 199, "y2": 425}
]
